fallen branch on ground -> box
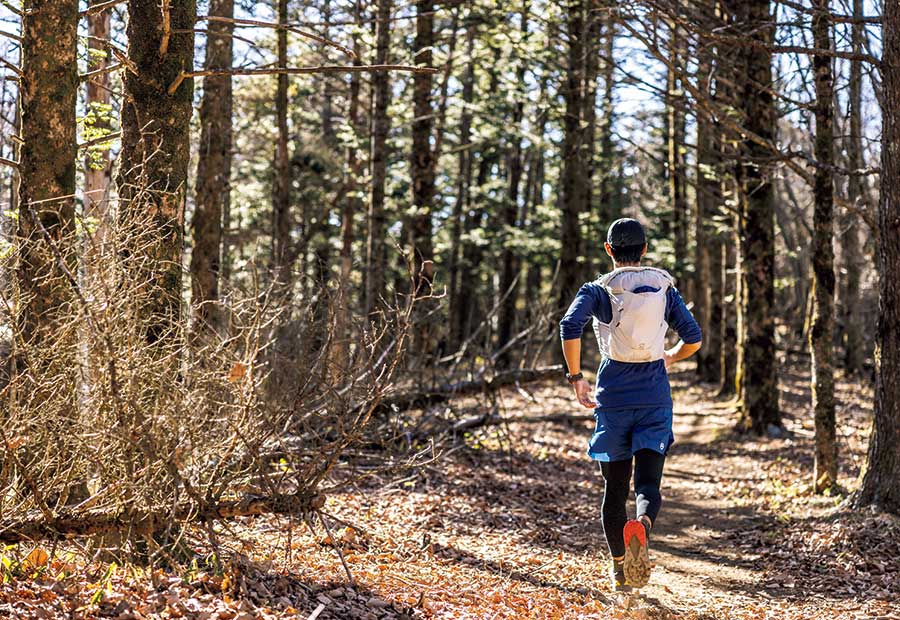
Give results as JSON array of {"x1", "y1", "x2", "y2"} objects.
[
  {"x1": 0, "y1": 491, "x2": 326, "y2": 544},
  {"x1": 375, "y1": 365, "x2": 563, "y2": 414}
]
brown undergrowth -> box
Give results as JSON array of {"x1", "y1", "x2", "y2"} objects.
[{"x1": 1, "y1": 358, "x2": 898, "y2": 619}]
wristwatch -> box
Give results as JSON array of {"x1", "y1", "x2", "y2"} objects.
[{"x1": 565, "y1": 371, "x2": 584, "y2": 384}]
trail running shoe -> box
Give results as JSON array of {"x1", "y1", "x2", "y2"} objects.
[
  {"x1": 623, "y1": 519, "x2": 651, "y2": 588},
  {"x1": 610, "y1": 559, "x2": 631, "y2": 592}
]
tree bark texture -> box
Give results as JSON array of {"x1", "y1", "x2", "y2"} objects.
[
  {"x1": 16, "y1": 0, "x2": 79, "y2": 349},
  {"x1": 271, "y1": 0, "x2": 291, "y2": 277},
  {"x1": 667, "y1": 20, "x2": 689, "y2": 293},
  {"x1": 839, "y1": 0, "x2": 866, "y2": 376},
  {"x1": 496, "y1": 1, "x2": 530, "y2": 368},
  {"x1": 117, "y1": 0, "x2": 195, "y2": 345},
  {"x1": 447, "y1": 17, "x2": 476, "y2": 352},
  {"x1": 855, "y1": 0, "x2": 900, "y2": 514},
  {"x1": 191, "y1": 0, "x2": 234, "y2": 332},
  {"x1": 810, "y1": 0, "x2": 837, "y2": 492},
  {"x1": 84, "y1": 3, "x2": 113, "y2": 282},
  {"x1": 365, "y1": 0, "x2": 392, "y2": 314},
  {"x1": 558, "y1": 0, "x2": 589, "y2": 311},
  {"x1": 735, "y1": 0, "x2": 780, "y2": 433}
]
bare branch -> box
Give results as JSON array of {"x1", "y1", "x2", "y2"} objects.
[
  {"x1": 79, "y1": 0, "x2": 123, "y2": 17},
  {"x1": 0, "y1": 29, "x2": 22, "y2": 43},
  {"x1": 199, "y1": 15, "x2": 356, "y2": 59},
  {"x1": 80, "y1": 61, "x2": 123, "y2": 82},
  {"x1": 0, "y1": 156, "x2": 18, "y2": 169},
  {"x1": 159, "y1": 0, "x2": 171, "y2": 57},
  {"x1": 79, "y1": 131, "x2": 121, "y2": 149},
  {"x1": 168, "y1": 64, "x2": 438, "y2": 95},
  {"x1": 0, "y1": 55, "x2": 21, "y2": 77}
]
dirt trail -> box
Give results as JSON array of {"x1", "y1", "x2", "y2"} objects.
[{"x1": 313, "y1": 366, "x2": 898, "y2": 620}]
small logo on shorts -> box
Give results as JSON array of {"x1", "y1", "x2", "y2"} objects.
[{"x1": 659, "y1": 442, "x2": 665, "y2": 450}]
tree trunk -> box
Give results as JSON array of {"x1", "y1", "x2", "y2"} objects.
[
  {"x1": 720, "y1": 227, "x2": 738, "y2": 396},
  {"x1": 117, "y1": 0, "x2": 194, "y2": 345},
  {"x1": 496, "y1": 1, "x2": 530, "y2": 368},
  {"x1": 410, "y1": 0, "x2": 436, "y2": 294},
  {"x1": 84, "y1": 3, "x2": 113, "y2": 284},
  {"x1": 839, "y1": 0, "x2": 866, "y2": 376},
  {"x1": 271, "y1": 0, "x2": 291, "y2": 279},
  {"x1": 735, "y1": 0, "x2": 780, "y2": 434},
  {"x1": 409, "y1": 0, "x2": 437, "y2": 362},
  {"x1": 810, "y1": 0, "x2": 837, "y2": 492},
  {"x1": 667, "y1": 20, "x2": 688, "y2": 291},
  {"x1": 17, "y1": 0, "x2": 79, "y2": 349},
  {"x1": 191, "y1": 0, "x2": 234, "y2": 334},
  {"x1": 558, "y1": 0, "x2": 588, "y2": 310},
  {"x1": 597, "y1": 12, "x2": 617, "y2": 226},
  {"x1": 854, "y1": 0, "x2": 900, "y2": 513},
  {"x1": 365, "y1": 0, "x2": 392, "y2": 315},
  {"x1": 447, "y1": 17, "x2": 477, "y2": 352},
  {"x1": 694, "y1": 46, "x2": 719, "y2": 382},
  {"x1": 333, "y1": 0, "x2": 364, "y2": 377}
]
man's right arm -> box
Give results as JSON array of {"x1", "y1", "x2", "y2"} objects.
[{"x1": 559, "y1": 284, "x2": 601, "y2": 409}]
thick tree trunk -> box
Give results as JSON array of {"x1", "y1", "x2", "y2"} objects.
[
  {"x1": 447, "y1": 18, "x2": 476, "y2": 352},
  {"x1": 854, "y1": 0, "x2": 900, "y2": 513},
  {"x1": 17, "y1": 0, "x2": 79, "y2": 349},
  {"x1": 735, "y1": 0, "x2": 780, "y2": 434},
  {"x1": 191, "y1": 0, "x2": 234, "y2": 333},
  {"x1": 810, "y1": 0, "x2": 837, "y2": 492},
  {"x1": 365, "y1": 0, "x2": 392, "y2": 314},
  {"x1": 84, "y1": 3, "x2": 113, "y2": 282},
  {"x1": 839, "y1": 0, "x2": 866, "y2": 376},
  {"x1": 271, "y1": 0, "x2": 291, "y2": 278},
  {"x1": 558, "y1": 0, "x2": 588, "y2": 310},
  {"x1": 117, "y1": 0, "x2": 194, "y2": 345}
]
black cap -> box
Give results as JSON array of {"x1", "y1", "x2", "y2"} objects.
[{"x1": 607, "y1": 218, "x2": 646, "y2": 247}]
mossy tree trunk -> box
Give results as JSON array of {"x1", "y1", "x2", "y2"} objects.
[
  {"x1": 190, "y1": 0, "x2": 234, "y2": 334},
  {"x1": 810, "y1": 0, "x2": 837, "y2": 492},
  {"x1": 17, "y1": 0, "x2": 79, "y2": 350},
  {"x1": 117, "y1": 0, "x2": 195, "y2": 345},
  {"x1": 854, "y1": 0, "x2": 900, "y2": 514}
]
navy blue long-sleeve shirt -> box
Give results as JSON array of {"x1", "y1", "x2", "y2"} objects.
[{"x1": 559, "y1": 281, "x2": 702, "y2": 410}]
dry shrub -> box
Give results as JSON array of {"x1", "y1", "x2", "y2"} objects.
[{"x1": 0, "y1": 192, "x2": 414, "y2": 563}]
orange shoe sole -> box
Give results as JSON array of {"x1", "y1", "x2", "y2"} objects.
[{"x1": 623, "y1": 519, "x2": 651, "y2": 588}]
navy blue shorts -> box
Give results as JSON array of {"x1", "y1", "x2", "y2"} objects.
[{"x1": 587, "y1": 407, "x2": 674, "y2": 462}]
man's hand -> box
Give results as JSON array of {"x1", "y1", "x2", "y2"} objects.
[
  {"x1": 572, "y1": 378, "x2": 597, "y2": 409},
  {"x1": 663, "y1": 351, "x2": 674, "y2": 369}
]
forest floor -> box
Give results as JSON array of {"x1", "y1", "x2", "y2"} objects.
[{"x1": 2, "y1": 356, "x2": 899, "y2": 619}]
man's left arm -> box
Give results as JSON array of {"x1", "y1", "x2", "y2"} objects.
[{"x1": 663, "y1": 288, "x2": 702, "y2": 369}]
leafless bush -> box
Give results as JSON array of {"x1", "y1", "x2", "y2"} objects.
[{"x1": 0, "y1": 192, "x2": 415, "y2": 564}]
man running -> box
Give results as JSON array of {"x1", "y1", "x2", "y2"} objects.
[{"x1": 559, "y1": 218, "x2": 702, "y2": 591}]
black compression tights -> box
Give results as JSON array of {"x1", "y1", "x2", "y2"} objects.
[{"x1": 599, "y1": 449, "x2": 666, "y2": 558}]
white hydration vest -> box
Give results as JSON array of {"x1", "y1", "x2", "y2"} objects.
[{"x1": 592, "y1": 267, "x2": 675, "y2": 363}]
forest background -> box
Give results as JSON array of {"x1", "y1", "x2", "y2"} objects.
[{"x1": 0, "y1": 0, "x2": 899, "y2": 617}]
